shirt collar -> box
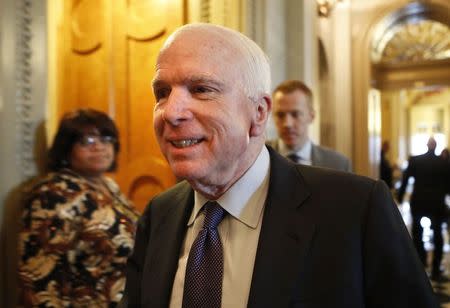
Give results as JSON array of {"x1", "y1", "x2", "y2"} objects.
[
  {"x1": 297, "y1": 140, "x2": 312, "y2": 162},
  {"x1": 278, "y1": 139, "x2": 312, "y2": 162},
  {"x1": 189, "y1": 146, "x2": 270, "y2": 229}
]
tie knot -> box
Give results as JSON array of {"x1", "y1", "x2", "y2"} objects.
[
  {"x1": 287, "y1": 153, "x2": 301, "y2": 163},
  {"x1": 203, "y1": 201, "x2": 225, "y2": 230}
]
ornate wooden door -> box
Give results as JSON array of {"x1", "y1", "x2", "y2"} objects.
[{"x1": 49, "y1": 0, "x2": 184, "y2": 211}]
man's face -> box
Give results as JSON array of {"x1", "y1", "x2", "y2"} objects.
[
  {"x1": 272, "y1": 90, "x2": 314, "y2": 150},
  {"x1": 152, "y1": 32, "x2": 262, "y2": 191}
]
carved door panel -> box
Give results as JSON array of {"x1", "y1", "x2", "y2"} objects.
[{"x1": 52, "y1": 0, "x2": 183, "y2": 211}]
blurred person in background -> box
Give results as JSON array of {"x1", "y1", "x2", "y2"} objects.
[
  {"x1": 267, "y1": 80, "x2": 352, "y2": 172},
  {"x1": 380, "y1": 140, "x2": 394, "y2": 189},
  {"x1": 398, "y1": 137, "x2": 450, "y2": 281},
  {"x1": 441, "y1": 147, "x2": 450, "y2": 247},
  {"x1": 18, "y1": 108, "x2": 140, "y2": 307},
  {"x1": 440, "y1": 148, "x2": 449, "y2": 163}
]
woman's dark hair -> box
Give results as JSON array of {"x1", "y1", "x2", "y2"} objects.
[{"x1": 48, "y1": 108, "x2": 120, "y2": 172}]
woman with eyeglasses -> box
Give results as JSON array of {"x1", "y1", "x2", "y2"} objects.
[{"x1": 18, "y1": 108, "x2": 139, "y2": 307}]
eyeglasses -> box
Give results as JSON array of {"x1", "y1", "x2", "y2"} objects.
[{"x1": 77, "y1": 135, "x2": 116, "y2": 147}]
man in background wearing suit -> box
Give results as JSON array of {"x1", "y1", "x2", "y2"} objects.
[
  {"x1": 121, "y1": 23, "x2": 437, "y2": 307},
  {"x1": 398, "y1": 136, "x2": 450, "y2": 281},
  {"x1": 267, "y1": 80, "x2": 352, "y2": 172}
]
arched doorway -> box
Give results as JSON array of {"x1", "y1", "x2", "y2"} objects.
[
  {"x1": 351, "y1": 0, "x2": 450, "y2": 177},
  {"x1": 370, "y1": 1, "x2": 450, "y2": 177}
]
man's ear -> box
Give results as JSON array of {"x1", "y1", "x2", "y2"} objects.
[{"x1": 250, "y1": 95, "x2": 272, "y2": 137}]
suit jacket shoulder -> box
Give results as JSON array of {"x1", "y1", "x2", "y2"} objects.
[
  {"x1": 121, "y1": 181, "x2": 194, "y2": 307},
  {"x1": 265, "y1": 139, "x2": 279, "y2": 152},
  {"x1": 149, "y1": 180, "x2": 193, "y2": 214},
  {"x1": 249, "y1": 147, "x2": 436, "y2": 308},
  {"x1": 122, "y1": 147, "x2": 436, "y2": 308},
  {"x1": 311, "y1": 144, "x2": 352, "y2": 172},
  {"x1": 265, "y1": 140, "x2": 351, "y2": 172}
]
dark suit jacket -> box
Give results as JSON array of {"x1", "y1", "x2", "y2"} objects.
[
  {"x1": 266, "y1": 139, "x2": 352, "y2": 172},
  {"x1": 398, "y1": 150, "x2": 450, "y2": 217},
  {"x1": 379, "y1": 150, "x2": 393, "y2": 188},
  {"x1": 121, "y1": 147, "x2": 437, "y2": 308}
]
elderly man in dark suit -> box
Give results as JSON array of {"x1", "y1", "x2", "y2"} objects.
[
  {"x1": 120, "y1": 23, "x2": 437, "y2": 308},
  {"x1": 398, "y1": 137, "x2": 450, "y2": 280},
  {"x1": 267, "y1": 80, "x2": 351, "y2": 172}
]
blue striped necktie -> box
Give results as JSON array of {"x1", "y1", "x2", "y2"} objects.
[{"x1": 182, "y1": 201, "x2": 226, "y2": 308}]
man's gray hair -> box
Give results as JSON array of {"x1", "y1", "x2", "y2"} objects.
[{"x1": 160, "y1": 23, "x2": 271, "y2": 101}]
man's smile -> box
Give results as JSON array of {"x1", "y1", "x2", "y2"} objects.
[{"x1": 171, "y1": 138, "x2": 203, "y2": 148}]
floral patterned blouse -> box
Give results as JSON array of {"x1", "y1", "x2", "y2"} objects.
[{"x1": 18, "y1": 169, "x2": 140, "y2": 307}]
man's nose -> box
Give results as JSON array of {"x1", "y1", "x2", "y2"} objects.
[
  {"x1": 282, "y1": 114, "x2": 294, "y2": 127},
  {"x1": 161, "y1": 88, "x2": 193, "y2": 125}
]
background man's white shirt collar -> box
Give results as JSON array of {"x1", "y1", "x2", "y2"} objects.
[{"x1": 277, "y1": 139, "x2": 312, "y2": 165}]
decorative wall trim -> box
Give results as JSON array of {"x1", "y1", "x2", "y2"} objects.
[{"x1": 15, "y1": 0, "x2": 35, "y2": 179}]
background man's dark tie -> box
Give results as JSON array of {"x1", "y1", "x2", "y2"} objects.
[
  {"x1": 287, "y1": 153, "x2": 302, "y2": 163},
  {"x1": 182, "y1": 201, "x2": 226, "y2": 308}
]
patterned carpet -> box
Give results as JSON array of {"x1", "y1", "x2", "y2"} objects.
[
  {"x1": 398, "y1": 202, "x2": 450, "y2": 307},
  {"x1": 430, "y1": 249, "x2": 450, "y2": 307},
  {"x1": 433, "y1": 280, "x2": 450, "y2": 308}
]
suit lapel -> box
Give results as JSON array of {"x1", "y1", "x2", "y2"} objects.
[
  {"x1": 248, "y1": 148, "x2": 316, "y2": 308},
  {"x1": 142, "y1": 183, "x2": 194, "y2": 307}
]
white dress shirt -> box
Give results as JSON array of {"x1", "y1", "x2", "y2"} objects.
[
  {"x1": 277, "y1": 139, "x2": 312, "y2": 165},
  {"x1": 169, "y1": 146, "x2": 271, "y2": 308}
]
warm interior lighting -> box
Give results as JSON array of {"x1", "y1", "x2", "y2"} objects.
[{"x1": 317, "y1": 0, "x2": 342, "y2": 17}]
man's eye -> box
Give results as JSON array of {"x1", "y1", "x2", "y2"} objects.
[
  {"x1": 192, "y1": 86, "x2": 212, "y2": 94},
  {"x1": 155, "y1": 88, "x2": 170, "y2": 101},
  {"x1": 275, "y1": 112, "x2": 285, "y2": 119},
  {"x1": 291, "y1": 111, "x2": 300, "y2": 118}
]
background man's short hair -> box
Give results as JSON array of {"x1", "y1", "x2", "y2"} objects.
[{"x1": 273, "y1": 80, "x2": 314, "y2": 111}]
